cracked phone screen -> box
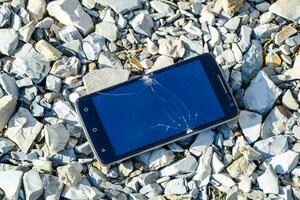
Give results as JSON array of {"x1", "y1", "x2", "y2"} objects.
[{"x1": 91, "y1": 59, "x2": 225, "y2": 156}]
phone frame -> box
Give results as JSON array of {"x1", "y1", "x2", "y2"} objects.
[{"x1": 75, "y1": 53, "x2": 239, "y2": 165}]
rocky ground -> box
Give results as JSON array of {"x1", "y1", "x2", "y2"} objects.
[{"x1": 0, "y1": 0, "x2": 299, "y2": 199}]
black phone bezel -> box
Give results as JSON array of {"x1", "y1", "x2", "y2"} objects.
[{"x1": 75, "y1": 53, "x2": 239, "y2": 165}]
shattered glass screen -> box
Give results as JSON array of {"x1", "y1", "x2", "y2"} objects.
[{"x1": 92, "y1": 59, "x2": 225, "y2": 156}]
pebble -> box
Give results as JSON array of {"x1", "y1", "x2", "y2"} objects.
[
  {"x1": 284, "y1": 54, "x2": 300, "y2": 80},
  {"x1": 224, "y1": 16, "x2": 240, "y2": 32},
  {"x1": 47, "y1": 0, "x2": 93, "y2": 35},
  {"x1": 0, "y1": 95, "x2": 17, "y2": 131},
  {"x1": 267, "y1": 150, "x2": 299, "y2": 174},
  {"x1": 275, "y1": 26, "x2": 297, "y2": 45},
  {"x1": 238, "y1": 176, "x2": 251, "y2": 193},
  {"x1": 52, "y1": 101, "x2": 79, "y2": 126},
  {"x1": 0, "y1": 28, "x2": 18, "y2": 55},
  {"x1": 211, "y1": 152, "x2": 225, "y2": 174},
  {"x1": 282, "y1": 89, "x2": 299, "y2": 110},
  {"x1": 6, "y1": 107, "x2": 44, "y2": 153},
  {"x1": 193, "y1": 147, "x2": 213, "y2": 186},
  {"x1": 265, "y1": 52, "x2": 281, "y2": 68},
  {"x1": 0, "y1": 5, "x2": 11, "y2": 27},
  {"x1": 164, "y1": 178, "x2": 187, "y2": 195},
  {"x1": 95, "y1": 21, "x2": 118, "y2": 42},
  {"x1": 149, "y1": 55, "x2": 174, "y2": 72},
  {"x1": 23, "y1": 169, "x2": 43, "y2": 200},
  {"x1": 238, "y1": 25, "x2": 252, "y2": 53},
  {"x1": 35, "y1": 40, "x2": 62, "y2": 61},
  {"x1": 210, "y1": 174, "x2": 235, "y2": 192},
  {"x1": 46, "y1": 75, "x2": 61, "y2": 93},
  {"x1": 51, "y1": 56, "x2": 80, "y2": 78},
  {"x1": 45, "y1": 124, "x2": 70, "y2": 153},
  {"x1": 189, "y1": 129, "x2": 215, "y2": 157},
  {"x1": 130, "y1": 13, "x2": 154, "y2": 36},
  {"x1": 118, "y1": 160, "x2": 133, "y2": 177},
  {"x1": 83, "y1": 68, "x2": 130, "y2": 94},
  {"x1": 0, "y1": 73, "x2": 19, "y2": 98},
  {"x1": 238, "y1": 110, "x2": 262, "y2": 144},
  {"x1": 96, "y1": 0, "x2": 140, "y2": 14},
  {"x1": 269, "y1": 0, "x2": 300, "y2": 24},
  {"x1": 61, "y1": 184, "x2": 104, "y2": 199},
  {"x1": 150, "y1": 0, "x2": 174, "y2": 17},
  {"x1": 42, "y1": 174, "x2": 63, "y2": 200},
  {"x1": 148, "y1": 148, "x2": 175, "y2": 170},
  {"x1": 261, "y1": 106, "x2": 290, "y2": 139},
  {"x1": 0, "y1": 170, "x2": 23, "y2": 200},
  {"x1": 253, "y1": 23, "x2": 279, "y2": 39},
  {"x1": 58, "y1": 25, "x2": 83, "y2": 43},
  {"x1": 98, "y1": 52, "x2": 122, "y2": 68},
  {"x1": 243, "y1": 70, "x2": 282, "y2": 115},
  {"x1": 26, "y1": 0, "x2": 46, "y2": 21},
  {"x1": 18, "y1": 20, "x2": 36, "y2": 42},
  {"x1": 57, "y1": 162, "x2": 83, "y2": 186},
  {"x1": 226, "y1": 156, "x2": 256, "y2": 178},
  {"x1": 0, "y1": 137, "x2": 15, "y2": 155},
  {"x1": 222, "y1": 49, "x2": 236, "y2": 68},
  {"x1": 209, "y1": 26, "x2": 220, "y2": 47},
  {"x1": 82, "y1": 33, "x2": 106, "y2": 61},
  {"x1": 158, "y1": 38, "x2": 185, "y2": 58},
  {"x1": 257, "y1": 165, "x2": 279, "y2": 194}
]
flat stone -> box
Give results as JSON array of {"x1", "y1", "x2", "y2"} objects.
[
  {"x1": 75, "y1": 141, "x2": 92, "y2": 155},
  {"x1": 26, "y1": 0, "x2": 46, "y2": 21},
  {"x1": 241, "y1": 40, "x2": 263, "y2": 84},
  {"x1": 210, "y1": 174, "x2": 235, "y2": 192},
  {"x1": 238, "y1": 110, "x2": 262, "y2": 144},
  {"x1": 267, "y1": 150, "x2": 299, "y2": 174},
  {"x1": 47, "y1": 0, "x2": 93, "y2": 36},
  {"x1": 23, "y1": 169, "x2": 43, "y2": 200},
  {"x1": 158, "y1": 38, "x2": 185, "y2": 58},
  {"x1": 222, "y1": 0, "x2": 243, "y2": 15},
  {"x1": 95, "y1": 21, "x2": 118, "y2": 42},
  {"x1": 257, "y1": 165, "x2": 278, "y2": 194},
  {"x1": 261, "y1": 106, "x2": 291, "y2": 139},
  {"x1": 224, "y1": 16, "x2": 240, "y2": 32},
  {"x1": 6, "y1": 107, "x2": 44, "y2": 153},
  {"x1": 18, "y1": 20, "x2": 36, "y2": 42},
  {"x1": 82, "y1": 33, "x2": 106, "y2": 61},
  {"x1": 0, "y1": 74, "x2": 19, "y2": 98},
  {"x1": 148, "y1": 148, "x2": 175, "y2": 170},
  {"x1": 160, "y1": 156, "x2": 198, "y2": 177},
  {"x1": 148, "y1": 55, "x2": 174, "y2": 72},
  {"x1": 130, "y1": 13, "x2": 154, "y2": 36},
  {"x1": 237, "y1": 25, "x2": 252, "y2": 53},
  {"x1": 275, "y1": 26, "x2": 297, "y2": 45},
  {"x1": 96, "y1": 0, "x2": 140, "y2": 14},
  {"x1": 61, "y1": 184, "x2": 104, "y2": 199},
  {"x1": 51, "y1": 56, "x2": 80, "y2": 78},
  {"x1": 282, "y1": 89, "x2": 299, "y2": 110},
  {"x1": 193, "y1": 147, "x2": 213, "y2": 187},
  {"x1": 0, "y1": 95, "x2": 17, "y2": 131},
  {"x1": 150, "y1": 0, "x2": 174, "y2": 16},
  {"x1": 243, "y1": 70, "x2": 282, "y2": 115},
  {"x1": 0, "y1": 170, "x2": 23, "y2": 200},
  {"x1": 45, "y1": 124, "x2": 70, "y2": 153},
  {"x1": 35, "y1": 40, "x2": 62, "y2": 61},
  {"x1": 211, "y1": 152, "x2": 225, "y2": 174},
  {"x1": 57, "y1": 163, "x2": 83, "y2": 186},
  {"x1": 226, "y1": 156, "x2": 256, "y2": 178},
  {"x1": 83, "y1": 68, "x2": 130, "y2": 94},
  {"x1": 0, "y1": 28, "x2": 18, "y2": 55},
  {"x1": 98, "y1": 52, "x2": 122, "y2": 68},
  {"x1": 164, "y1": 178, "x2": 187, "y2": 195},
  {"x1": 189, "y1": 129, "x2": 215, "y2": 157},
  {"x1": 209, "y1": 26, "x2": 220, "y2": 47},
  {"x1": 0, "y1": 137, "x2": 15, "y2": 155},
  {"x1": 254, "y1": 23, "x2": 280, "y2": 39},
  {"x1": 42, "y1": 174, "x2": 63, "y2": 200},
  {"x1": 269, "y1": 0, "x2": 300, "y2": 24}
]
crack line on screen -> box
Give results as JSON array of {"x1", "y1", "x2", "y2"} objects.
[{"x1": 96, "y1": 74, "x2": 215, "y2": 136}]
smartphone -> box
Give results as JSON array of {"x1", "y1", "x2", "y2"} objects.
[{"x1": 75, "y1": 53, "x2": 239, "y2": 165}]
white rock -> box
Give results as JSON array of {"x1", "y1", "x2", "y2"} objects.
[
  {"x1": 45, "y1": 124, "x2": 70, "y2": 153},
  {"x1": 23, "y1": 169, "x2": 43, "y2": 200},
  {"x1": 269, "y1": 0, "x2": 300, "y2": 24},
  {"x1": 95, "y1": 21, "x2": 118, "y2": 42},
  {"x1": 150, "y1": 0, "x2": 174, "y2": 16},
  {"x1": 0, "y1": 170, "x2": 23, "y2": 200},
  {"x1": 284, "y1": 54, "x2": 300, "y2": 80},
  {"x1": 238, "y1": 110, "x2": 262, "y2": 143},
  {"x1": 238, "y1": 176, "x2": 251, "y2": 193},
  {"x1": 58, "y1": 25, "x2": 83, "y2": 43},
  {"x1": 0, "y1": 137, "x2": 15, "y2": 155},
  {"x1": 148, "y1": 148, "x2": 175, "y2": 170},
  {"x1": 222, "y1": 49, "x2": 236, "y2": 68},
  {"x1": 211, "y1": 152, "x2": 225, "y2": 174},
  {"x1": 46, "y1": 75, "x2": 61, "y2": 92},
  {"x1": 82, "y1": 33, "x2": 106, "y2": 61},
  {"x1": 18, "y1": 20, "x2": 36, "y2": 42},
  {"x1": 61, "y1": 184, "x2": 104, "y2": 199},
  {"x1": 0, "y1": 95, "x2": 17, "y2": 131},
  {"x1": 42, "y1": 174, "x2": 63, "y2": 200},
  {"x1": 130, "y1": 13, "x2": 154, "y2": 36},
  {"x1": 193, "y1": 147, "x2": 213, "y2": 186},
  {"x1": 98, "y1": 52, "x2": 122, "y2": 68},
  {"x1": 83, "y1": 68, "x2": 130, "y2": 94},
  {"x1": 160, "y1": 155, "x2": 198, "y2": 177},
  {"x1": 6, "y1": 107, "x2": 44, "y2": 153},
  {"x1": 26, "y1": 0, "x2": 46, "y2": 21},
  {"x1": 209, "y1": 26, "x2": 220, "y2": 47},
  {"x1": 52, "y1": 101, "x2": 79, "y2": 127},
  {"x1": 253, "y1": 23, "x2": 280, "y2": 39},
  {"x1": 118, "y1": 160, "x2": 133, "y2": 177},
  {"x1": 261, "y1": 106, "x2": 291, "y2": 139},
  {"x1": 51, "y1": 56, "x2": 80, "y2": 78},
  {"x1": 282, "y1": 89, "x2": 299, "y2": 110},
  {"x1": 237, "y1": 25, "x2": 252, "y2": 53},
  {"x1": 243, "y1": 70, "x2": 282, "y2": 115},
  {"x1": 232, "y1": 43, "x2": 242, "y2": 63},
  {"x1": 148, "y1": 55, "x2": 174, "y2": 72},
  {"x1": 257, "y1": 165, "x2": 279, "y2": 194},
  {"x1": 267, "y1": 150, "x2": 299, "y2": 174},
  {"x1": 35, "y1": 40, "x2": 62, "y2": 61},
  {"x1": 57, "y1": 163, "x2": 83, "y2": 187},
  {"x1": 210, "y1": 174, "x2": 235, "y2": 192},
  {"x1": 275, "y1": 26, "x2": 297, "y2": 45},
  {"x1": 96, "y1": 0, "x2": 140, "y2": 14},
  {"x1": 146, "y1": 38, "x2": 158, "y2": 55},
  {"x1": 47, "y1": 0, "x2": 93, "y2": 36},
  {"x1": 32, "y1": 159, "x2": 53, "y2": 174},
  {"x1": 189, "y1": 129, "x2": 215, "y2": 157},
  {"x1": 0, "y1": 28, "x2": 18, "y2": 55},
  {"x1": 164, "y1": 178, "x2": 187, "y2": 195},
  {"x1": 158, "y1": 38, "x2": 185, "y2": 58},
  {"x1": 224, "y1": 16, "x2": 240, "y2": 32}
]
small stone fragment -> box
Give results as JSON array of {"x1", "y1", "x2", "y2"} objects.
[
  {"x1": 150, "y1": 1, "x2": 174, "y2": 16},
  {"x1": 96, "y1": 0, "x2": 140, "y2": 14},
  {"x1": 226, "y1": 156, "x2": 256, "y2": 178},
  {"x1": 42, "y1": 174, "x2": 63, "y2": 200},
  {"x1": 82, "y1": 33, "x2": 106, "y2": 61},
  {"x1": 0, "y1": 137, "x2": 15, "y2": 155},
  {"x1": 0, "y1": 73, "x2": 19, "y2": 98},
  {"x1": 0, "y1": 170, "x2": 23, "y2": 200},
  {"x1": 253, "y1": 23, "x2": 279, "y2": 39},
  {"x1": 58, "y1": 25, "x2": 83, "y2": 43},
  {"x1": 57, "y1": 163, "x2": 83, "y2": 186},
  {"x1": 18, "y1": 20, "x2": 36, "y2": 42},
  {"x1": 275, "y1": 26, "x2": 297, "y2": 45},
  {"x1": 238, "y1": 176, "x2": 251, "y2": 193},
  {"x1": 224, "y1": 16, "x2": 240, "y2": 32},
  {"x1": 26, "y1": 0, "x2": 46, "y2": 21},
  {"x1": 46, "y1": 75, "x2": 61, "y2": 93},
  {"x1": 35, "y1": 40, "x2": 62, "y2": 61},
  {"x1": 257, "y1": 165, "x2": 279, "y2": 194},
  {"x1": 148, "y1": 55, "x2": 174, "y2": 72},
  {"x1": 189, "y1": 130, "x2": 215, "y2": 157},
  {"x1": 265, "y1": 52, "x2": 282, "y2": 68},
  {"x1": 95, "y1": 21, "x2": 118, "y2": 42},
  {"x1": 0, "y1": 95, "x2": 17, "y2": 131},
  {"x1": 210, "y1": 174, "x2": 235, "y2": 192},
  {"x1": 118, "y1": 160, "x2": 133, "y2": 177},
  {"x1": 238, "y1": 110, "x2": 262, "y2": 144},
  {"x1": 45, "y1": 124, "x2": 70, "y2": 153},
  {"x1": 51, "y1": 56, "x2": 80, "y2": 78},
  {"x1": 148, "y1": 148, "x2": 175, "y2": 170},
  {"x1": 160, "y1": 156, "x2": 198, "y2": 177},
  {"x1": 164, "y1": 178, "x2": 187, "y2": 195},
  {"x1": 269, "y1": 0, "x2": 300, "y2": 24},
  {"x1": 237, "y1": 25, "x2": 252, "y2": 53},
  {"x1": 282, "y1": 89, "x2": 299, "y2": 110},
  {"x1": 267, "y1": 150, "x2": 299, "y2": 174},
  {"x1": 0, "y1": 28, "x2": 18, "y2": 55},
  {"x1": 130, "y1": 13, "x2": 154, "y2": 36},
  {"x1": 23, "y1": 169, "x2": 43, "y2": 200},
  {"x1": 98, "y1": 52, "x2": 122, "y2": 68}
]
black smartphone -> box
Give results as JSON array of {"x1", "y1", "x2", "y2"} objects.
[{"x1": 75, "y1": 53, "x2": 239, "y2": 165}]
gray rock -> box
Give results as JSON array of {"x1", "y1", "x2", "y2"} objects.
[
  {"x1": 261, "y1": 106, "x2": 291, "y2": 139},
  {"x1": 18, "y1": 20, "x2": 36, "y2": 42},
  {"x1": 237, "y1": 25, "x2": 252, "y2": 53},
  {"x1": 0, "y1": 28, "x2": 18, "y2": 55},
  {"x1": 58, "y1": 25, "x2": 83, "y2": 43},
  {"x1": 83, "y1": 33, "x2": 106, "y2": 61},
  {"x1": 47, "y1": 0, "x2": 93, "y2": 35},
  {"x1": 98, "y1": 52, "x2": 123, "y2": 68},
  {"x1": 0, "y1": 95, "x2": 17, "y2": 131},
  {"x1": 130, "y1": 13, "x2": 154, "y2": 36},
  {"x1": 224, "y1": 16, "x2": 240, "y2": 32},
  {"x1": 0, "y1": 137, "x2": 15, "y2": 155},
  {"x1": 0, "y1": 73, "x2": 19, "y2": 98},
  {"x1": 267, "y1": 150, "x2": 299, "y2": 174},
  {"x1": 118, "y1": 160, "x2": 133, "y2": 177},
  {"x1": 46, "y1": 75, "x2": 61, "y2": 92},
  {"x1": 253, "y1": 23, "x2": 280, "y2": 39},
  {"x1": 138, "y1": 171, "x2": 160, "y2": 186},
  {"x1": 269, "y1": 0, "x2": 300, "y2": 24},
  {"x1": 139, "y1": 183, "x2": 163, "y2": 197},
  {"x1": 83, "y1": 68, "x2": 130, "y2": 94},
  {"x1": 6, "y1": 107, "x2": 44, "y2": 153},
  {"x1": 275, "y1": 26, "x2": 297, "y2": 45},
  {"x1": 158, "y1": 38, "x2": 185, "y2": 58},
  {"x1": 243, "y1": 70, "x2": 282, "y2": 115},
  {"x1": 147, "y1": 148, "x2": 175, "y2": 170},
  {"x1": 241, "y1": 40, "x2": 263, "y2": 84},
  {"x1": 95, "y1": 21, "x2": 118, "y2": 42},
  {"x1": 57, "y1": 163, "x2": 83, "y2": 186},
  {"x1": 96, "y1": 0, "x2": 140, "y2": 14},
  {"x1": 61, "y1": 184, "x2": 104, "y2": 199},
  {"x1": 150, "y1": 0, "x2": 174, "y2": 16},
  {"x1": 238, "y1": 110, "x2": 262, "y2": 144},
  {"x1": 23, "y1": 169, "x2": 43, "y2": 200},
  {"x1": 189, "y1": 129, "x2": 215, "y2": 156},
  {"x1": 41, "y1": 174, "x2": 63, "y2": 200},
  {"x1": 75, "y1": 141, "x2": 92, "y2": 155},
  {"x1": 45, "y1": 124, "x2": 70, "y2": 153},
  {"x1": 254, "y1": 135, "x2": 289, "y2": 159},
  {"x1": 0, "y1": 170, "x2": 23, "y2": 200},
  {"x1": 164, "y1": 178, "x2": 187, "y2": 195},
  {"x1": 0, "y1": 5, "x2": 11, "y2": 27},
  {"x1": 193, "y1": 147, "x2": 213, "y2": 186},
  {"x1": 53, "y1": 101, "x2": 79, "y2": 126},
  {"x1": 257, "y1": 165, "x2": 278, "y2": 194},
  {"x1": 284, "y1": 54, "x2": 300, "y2": 80},
  {"x1": 51, "y1": 56, "x2": 80, "y2": 78},
  {"x1": 160, "y1": 155, "x2": 198, "y2": 177},
  {"x1": 282, "y1": 89, "x2": 299, "y2": 110}
]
